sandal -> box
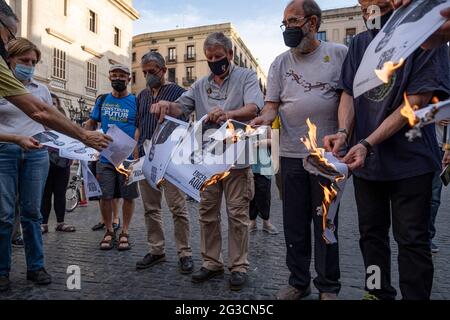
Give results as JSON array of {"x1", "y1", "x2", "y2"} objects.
[
  {"x1": 41, "y1": 224, "x2": 49, "y2": 235},
  {"x1": 99, "y1": 231, "x2": 116, "y2": 251},
  {"x1": 117, "y1": 232, "x2": 131, "y2": 251},
  {"x1": 55, "y1": 223, "x2": 76, "y2": 232},
  {"x1": 92, "y1": 222, "x2": 105, "y2": 231}
]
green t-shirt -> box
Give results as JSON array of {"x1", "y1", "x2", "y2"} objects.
[{"x1": 0, "y1": 57, "x2": 28, "y2": 98}]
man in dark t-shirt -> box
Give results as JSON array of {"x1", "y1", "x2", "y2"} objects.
[{"x1": 324, "y1": 0, "x2": 450, "y2": 300}]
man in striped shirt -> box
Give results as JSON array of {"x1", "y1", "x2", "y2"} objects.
[{"x1": 134, "y1": 52, "x2": 194, "y2": 274}]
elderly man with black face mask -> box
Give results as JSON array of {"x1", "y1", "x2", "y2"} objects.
[
  {"x1": 323, "y1": 0, "x2": 450, "y2": 300},
  {"x1": 133, "y1": 51, "x2": 195, "y2": 275},
  {"x1": 151, "y1": 32, "x2": 264, "y2": 291},
  {"x1": 251, "y1": 0, "x2": 348, "y2": 300}
]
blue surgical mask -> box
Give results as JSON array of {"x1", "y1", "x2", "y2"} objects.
[{"x1": 14, "y1": 64, "x2": 35, "y2": 81}]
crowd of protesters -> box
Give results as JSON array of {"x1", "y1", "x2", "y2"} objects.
[{"x1": 1, "y1": 0, "x2": 450, "y2": 301}]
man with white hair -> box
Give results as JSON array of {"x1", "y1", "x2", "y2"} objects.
[
  {"x1": 151, "y1": 32, "x2": 264, "y2": 291},
  {"x1": 134, "y1": 51, "x2": 194, "y2": 274}
]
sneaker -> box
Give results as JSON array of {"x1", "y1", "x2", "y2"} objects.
[
  {"x1": 362, "y1": 293, "x2": 379, "y2": 300},
  {"x1": 191, "y1": 267, "x2": 224, "y2": 283},
  {"x1": 136, "y1": 253, "x2": 166, "y2": 270},
  {"x1": 0, "y1": 276, "x2": 10, "y2": 292},
  {"x1": 11, "y1": 236, "x2": 24, "y2": 248},
  {"x1": 431, "y1": 242, "x2": 440, "y2": 254},
  {"x1": 262, "y1": 222, "x2": 279, "y2": 235},
  {"x1": 249, "y1": 220, "x2": 257, "y2": 233},
  {"x1": 319, "y1": 292, "x2": 338, "y2": 300},
  {"x1": 179, "y1": 256, "x2": 194, "y2": 274},
  {"x1": 229, "y1": 272, "x2": 248, "y2": 291},
  {"x1": 276, "y1": 285, "x2": 311, "y2": 300},
  {"x1": 78, "y1": 200, "x2": 88, "y2": 207},
  {"x1": 27, "y1": 268, "x2": 52, "y2": 285}
]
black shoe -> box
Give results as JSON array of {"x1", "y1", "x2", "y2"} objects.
[
  {"x1": 136, "y1": 253, "x2": 166, "y2": 270},
  {"x1": 11, "y1": 236, "x2": 24, "y2": 248},
  {"x1": 229, "y1": 272, "x2": 248, "y2": 291},
  {"x1": 179, "y1": 256, "x2": 194, "y2": 274},
  {"x1": 27, "y1": 268, "x2": 52, "y2": 285},
  {"x1": 191, "y1": 267, "x2": 224, "y2": 283},
  {"x1": 92, "y1": 222, "x2": 105, "y2": 231},
  {"x1": 0, "y1": 276, "x2": 10, "y2": 292},
  {"x1": 431, "y1": 242, "x2": 440, "y2": 254}
]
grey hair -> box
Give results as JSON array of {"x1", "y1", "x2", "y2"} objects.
[
  {"x1": 203, "y1": 32, "x2": 233, "y2": 53},
  {"x1": 141, "y1": 51, "x2": 165, "y2": 68},
  {"x1": 287, "y1": 0, "x2": 322, "y2": 31}
]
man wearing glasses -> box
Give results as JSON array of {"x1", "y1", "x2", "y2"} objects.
[
  {"x1": 151, "y1": 32, "x2": 264, "y2": 291},
  {"x1": 134, "y1": 51, "x2": 195, "y2": 275},
  {"x1": 251, "y1": 0, "x2": 348, "y2": 300}
]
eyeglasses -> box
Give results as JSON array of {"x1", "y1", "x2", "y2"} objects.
[
  {"x1": 143, "y1": 69, "x2": 161, "y2": 77},
  {"x1": 0, "y1": 20, "x2": 16, "y2": 43},
  {"x1": 280, "y1": 16, "x2": 310, "y2": 32}
]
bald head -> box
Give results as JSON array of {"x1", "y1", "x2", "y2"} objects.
[{"x1": 285, "y1": 0, "x2": 322, "y2": 31}]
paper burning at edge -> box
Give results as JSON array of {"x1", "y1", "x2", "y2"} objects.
[
  {"x1": 374, "y1": 58, "x2": 405, "y2": 84},
  {"x1": 301, "y1": 119, "x2": 349, "y2": 245}
]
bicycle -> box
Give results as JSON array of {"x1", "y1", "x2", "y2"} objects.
[{"x1": 65, "y1": 163, "x2": 83, "y2": 212}]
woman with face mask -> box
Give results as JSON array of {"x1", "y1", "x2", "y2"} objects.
[{"x1": 0, "y1": 38, "x2": 54, "y2": 291}]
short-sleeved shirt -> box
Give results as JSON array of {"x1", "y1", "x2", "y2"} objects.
[
  {"x1": 266, "y1": 41, "x2": 348, "y2": 158},
  {"x1": 176, "y1": 64, "x2": 265, "y2": 119},
  {"x1": 0, "y1": 57, "x2": 28, "y2": 98},
  {"x1": 136, "y1": 83, "x2": 186, "y2": 157},
  {"x1": 90, "y1": 93, "x2": 137, "y2": 164},
  {"x1": 339, "y1": 31, "x2": 450, "y2": 181},
  {"x1": 0, "y1": 79, "x2": 53, "y2": 136}
]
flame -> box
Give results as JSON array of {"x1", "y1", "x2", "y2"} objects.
[
  {"x1": 375, "y1": 58, "x2": 405, "y2": 84},
  {"x1": 201, "y1": 172, "x2": 231, "y2": 191},
  {"x1": 116, "y1": 163, "x2": 132, "y2": 179},
  {"x1": 156, "y1": 178, "x2": 165, "y2": 189},
  {"x1": 432, "y1": 97, "x2": 440, "y2": 105},
  {"x1": 226, "y1": 121, "x2": 239, "y2": 143},
  {"x1": 320, "y1": 183, "x2": 338, "y2": 237},
  {"x1": 245, "y1": 124, "x2": 256, "y2": 135},
  {"x1": 400, "y1": 93, "x2": 419, "y2": 127},
  {"x1": 301, "y1": 119, "x2": 333, "y2": 168}
]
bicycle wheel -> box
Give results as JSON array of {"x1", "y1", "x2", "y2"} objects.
[{"x1": 66, "y1": 186, "x2": 79, "y2": 212}]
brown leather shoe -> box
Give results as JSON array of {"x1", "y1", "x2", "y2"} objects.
[
  {"x1": 319, "y1": 292, "x2": 338, "y2": 300},
  {"x1": 276, "y1": 285, "x2": 311, "y2": 300}
]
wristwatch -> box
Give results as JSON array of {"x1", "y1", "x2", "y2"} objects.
[
  {"x1": 359, "y1": 139, "x2": 374, "y2": 155},
  {"x1": 337, "y1": 128, "x2": 349, "y2": 139}
]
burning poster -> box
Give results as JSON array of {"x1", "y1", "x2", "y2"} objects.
[
  {"x1": 353, "y1": 0, "x2": 449, "y2": 98},
  {"x1": 100, "y1": 125, "x2": 137, "y2": 168},
  {"x1": 301, "y1": 119, "x2": 349, "y2": 244},
  {"x1": 80, "y1": 160, "x2": 102, "y2": 198},
  {"x1": 124, "y1": 157, "x2": 146, "y2": 186},
  {"x1": 32, "y1": 130, "x2": 99, "y2": 161}
]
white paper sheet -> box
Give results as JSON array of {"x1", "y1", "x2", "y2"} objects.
[
  {"x1": 80, "y1": 160, "x2": 102, "y2": 198},
  {"x1": 100, "y1": 125, "x2": 137, "y2": 168},
  {"x1": 125, "y1": 157, "x2": 146, "y2": 186},
  {"x1": 353, "y1": 0, "x2": 449, "y2": 98}
]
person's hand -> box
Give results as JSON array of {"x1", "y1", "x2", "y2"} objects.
[
  {"x1": 323, "y1": 133, "x2": 347, "y2": 157},
  {"x1": 16, "y1": 136, "x2": 42, "y2": 151},
  {"x1": 82, "y1": 130, "x2": 112, "y2": 151},
  {"x1": 438, "y1": 119, "x2": 450, "y2": 127},
  {"x1": 206, "y1": 107, "x2": 228, "y2": 124},
  {"x1": 342, "y1": 143, "x2": 368, "y2": 171},
  {"x1": 249, "y1": 114, "x2": 274, "y2": 127},
  {"x1": 150, "y1": 101, "x2": 171, "y2": 123},
  {"x1": 443, "y1": 150, "x2": 450, "y2": 169}
]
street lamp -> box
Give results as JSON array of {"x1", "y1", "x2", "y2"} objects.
[{"x1": 67, "y1": 97, "x2": 91, "y2": 125}]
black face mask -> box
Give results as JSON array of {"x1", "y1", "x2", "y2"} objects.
[
  {"x1": 283, "y1": 27, "x2": 306, "y2": 48},
  {"x1": 364, "y1": 10, "x2": 393, "y2": 37},
  {"x1": 111, "y1": 79, "x2": 127, "y2": 92},
  {"x1": 208, "y1": 56, "x2": 230, "y2": 76}
]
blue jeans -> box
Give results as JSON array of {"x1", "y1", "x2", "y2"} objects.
[{"x1": 0, "y1": 143, "x2": 49, "y2": 277}]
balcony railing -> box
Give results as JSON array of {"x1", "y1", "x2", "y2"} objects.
[
  {"x1": 166, "y1": 56, "x2": 177, "y2": 64},
  {"x1": 182, "y1": 77, "x2": 197, "y2": 86},
  {"x1": 184, "y1": 54, "x2": 196, "y2": 62},
  {"x1": 168, "y1": 77, "x2": 178, "y2": 84}
]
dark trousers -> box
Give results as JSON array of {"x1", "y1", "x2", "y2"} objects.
[
  {"x1": 249, "y1": 173, "x2": 271, "y2": 221},
  {"x1": 281, "y1": 157, "x2": 341, "y2": 294},
  {"x1": 41, "y1": 163, "x2": 71, "y2": 224},
  {"x1": 354, "y1": 173, "x2": 434, "y2": 300}
]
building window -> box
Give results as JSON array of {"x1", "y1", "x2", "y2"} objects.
[
  {"x1": 168, "y1": 47, "x2": 176, "y2": 62},
  {"x1": 63, "y1": 0, "x2": 69, "y2": 16},
  {"x1": 132, "y1": 52, "x2": 136, "y2": 63},
  {"x1": 52, "y1": 48, "x2": 66, "y2": 80},
  {"x1": 150, "y1": 48, "x2": 158, "y2": 52},
  {"x1": 186, "y1": 45, "x2": 195, "y2": 60},
  {"x1": 151, "y1": 40, "x2": 157, "y2": 44},
  {"x1": 114, "y1": 27, "x2": 121, "y2": 47},
  {"x1": 132, "y1": 72, "x2": 136, "y2": 84},
  {"x1": 169, "y1": 38, "x2": 175, "y2": 42},
  {"x1": 86, "y1": 62, "x2": 97, "y2": 89},
  {"x1": 244, "y1": 59, "x2": 247, "y2": 68},
  {"x1": 89, "y1": 10, "x2": 97, "y2": 33},
  {"x1": 188, "y1": 36, "x2": 193, "y2": 40},
  {"x1": 186, "y1": 66, "x2": 194, "y2": 80},
  {"x1": 317, "y1": 31, "x2": 327, "y2": 42},
  {"x1": 168, "y1": 68, "x2": 176, "y2": 83},
  {"x1": 239, "y1": 53, "x2": 244, "y2": 67},
  {"x1": 345, "y1": 28, "x2": 356, "y2": 46}
]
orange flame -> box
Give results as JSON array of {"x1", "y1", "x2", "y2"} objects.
[
  {"x1": 400, "y1": 93, "x2": 419, "y2": 127},
  {"x1": 156, "y1": 179, "x2": 165, "y2": 189},
  {"x1": 375, "y1": 58, "x2": 405, "y2": 84},
  {"x1": 301, "y1": 119, "x2": 333, "y2": 168},
  {"x1": 245, "y1": 124, "x2": 256, "y2": 135},
  {"x1": 320, "y1": 183, "x2": 338, "y2": 236},
  {"x1": 116, "y1": 164, "x2": 132, "y2": 179},
  {"x1": 201, "y1": 172, "x2": 231, "y2": 191}
]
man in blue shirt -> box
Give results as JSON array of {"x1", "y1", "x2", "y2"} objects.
[
  {"x1": 324, "y1": 0, "x2": 450, "y2": 300},
  {"x1": 85, "y1": 64, "x2": 138, "y2": 252}
]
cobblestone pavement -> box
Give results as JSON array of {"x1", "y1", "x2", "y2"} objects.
[{"x1": 1, "y1": 176, "x2": 450, "y2": 300}]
